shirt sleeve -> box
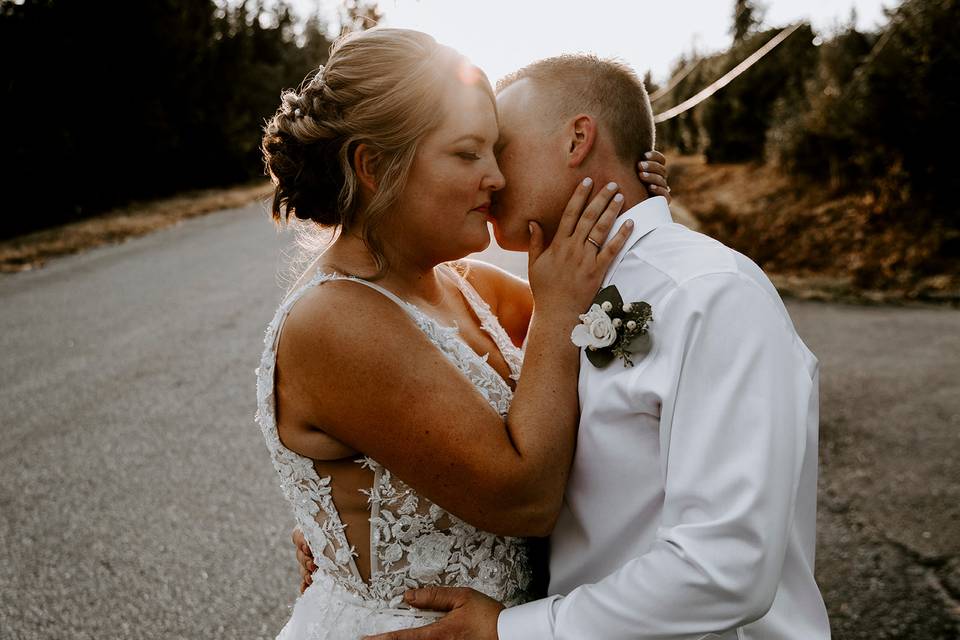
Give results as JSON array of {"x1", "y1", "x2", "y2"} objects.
[{"x1": 498, "y1": 272, "x2": 815, "y2": 639}]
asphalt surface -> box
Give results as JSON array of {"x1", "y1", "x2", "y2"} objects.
[{"x1": 1, "y1": 199, "x2": 958, "y2": 639}]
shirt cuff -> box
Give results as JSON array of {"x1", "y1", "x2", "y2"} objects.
[{"x1": 497, "y1": 595, "x2": 560, "y2": 640}]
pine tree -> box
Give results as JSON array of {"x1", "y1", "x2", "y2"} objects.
[{"x1": 732, "y1": 0, "x2": 765, "y2": 43}]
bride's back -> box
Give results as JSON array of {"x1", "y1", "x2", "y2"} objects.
[
  {"x1": 256, "y1": 26, "x2": 535, "y2": 636},
  {"x1": 255, "y1": 265, "x2": 533, "y2": 607}
]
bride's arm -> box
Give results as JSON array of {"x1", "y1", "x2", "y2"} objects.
[{"x1": 278, "y1": 181, "x2": 631, "y2": 538}]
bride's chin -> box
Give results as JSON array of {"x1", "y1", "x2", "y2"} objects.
[
  {"x1": 438, "y1": 232, "x2": 490, "y2": 262},
  {"x1": 468, "y1": 233, "x2": 492, "y2": 254},
  {"x1": 466, "y1": 223, "x2": 492, "y2": 252}
]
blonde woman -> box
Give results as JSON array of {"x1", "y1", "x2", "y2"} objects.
[{"x1": 257, "y1": 28, "x2": 667, "y2": 638}]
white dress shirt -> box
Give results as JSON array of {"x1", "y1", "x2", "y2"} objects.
[{"x1": 498, "y1": 196, "x2": 831, "y2": 639}]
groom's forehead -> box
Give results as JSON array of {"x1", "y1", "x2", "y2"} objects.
[
  {"x1": 497, "y1": 78, "x2": 531, "y2": 104},
  {"x1": 496, "y1": 79, "x2": 542, "y2": 124}
]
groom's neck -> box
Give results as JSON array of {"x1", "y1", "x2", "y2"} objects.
[{"x1": 589, "y1": 164, "x2": 648, "y2": 214}]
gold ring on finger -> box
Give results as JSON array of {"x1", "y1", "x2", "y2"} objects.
[{"x1": 587, "y1": 237, "x2": 602, "y2": 249}]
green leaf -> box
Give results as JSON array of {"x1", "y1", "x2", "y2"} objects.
[
  {"x1": 586, "y1": 347, "x2": 615, "y2": 368},
  {"x1": 592, "y1": 285, "x2": 624, "y2": 316},
  {"x1": 625, "y1": 332, "x2": 653, "y2": 360}
]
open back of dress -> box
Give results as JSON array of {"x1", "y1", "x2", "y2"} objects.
[{"x1": 254, "y1": 264, "x2": 534, "y2": 638}]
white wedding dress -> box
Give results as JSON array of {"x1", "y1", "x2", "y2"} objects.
[{"x1": 255, "y1": 263, "x2": 535, "y2": 639}]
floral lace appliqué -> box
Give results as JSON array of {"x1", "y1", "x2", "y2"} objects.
[{"x1": 254, "y1": 265, "x2": 533, "y2": 613}]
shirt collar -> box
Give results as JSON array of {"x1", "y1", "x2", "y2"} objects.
[{"x1": 602, "y1": 195, "x2": 673, "y2": 277}]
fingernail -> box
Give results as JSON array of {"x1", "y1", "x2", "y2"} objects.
[
  {"x1": 640, "y1": 162, "x2": 649, "y2": 170},
  {"x1": 626, "y1": 220, "x2": 634, "y2": 228},
  {"x1": 582, "y1": 177, "x2": 592, "y2": 187},
  {"x1": 528, "y1": 222, "x2": 534, "y2": 234},
  {"x1": 613, "y1": 193, "x2": 624, "y2": 203},
  {"x1": 641, "y1": 172, "x2": 650, "y2": 177},
  {"x1": 645, "y1": 151, "x2": 653, "y2": 158},
  {"x1": 606, "y1": 182, "x2": 618, "y2": 191}
]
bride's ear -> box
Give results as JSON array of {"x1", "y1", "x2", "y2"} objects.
[
  {"x1": 567, "y1": 114, "x2": 597, "y2": 169},
  {"x1": 352, "y1": 143, "x2": 380, "y2": 194}
]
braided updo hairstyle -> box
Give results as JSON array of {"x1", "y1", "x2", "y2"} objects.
[{"x1": 261, "y1": 28, "x2": 493, "y2": 277}]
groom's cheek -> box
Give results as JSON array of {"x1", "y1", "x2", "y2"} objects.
[
  {"x1": 536, "y1": 219, "x2": 559, "y2": 249},
  {"x1": 490, "y1": 218, "x2": 530, "y2": 252}
]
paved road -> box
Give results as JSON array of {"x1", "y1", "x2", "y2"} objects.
[{"x1": 1, "y1": 200, "x2": 957, "y2": 639}]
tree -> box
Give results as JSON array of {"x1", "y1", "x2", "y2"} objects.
[
  {"x1": 732, "y1": 0, "x2": 766, "y2": 43},
  {"x1": 0, "y1": 0, "x2": 334, "y2": 239},
  {"x1": 340, "y1": 0, "x2": 381, "y2": 34}
]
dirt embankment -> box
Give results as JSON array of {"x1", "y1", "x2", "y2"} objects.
[{"x1": 668, "y1": 156, "x2": 960, "y2": 305}]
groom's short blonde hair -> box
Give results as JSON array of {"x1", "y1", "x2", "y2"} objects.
[{"x1": 497, "y1": 54, "x2": 655, "y2": 165}]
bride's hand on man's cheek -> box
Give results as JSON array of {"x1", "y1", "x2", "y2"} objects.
[{"x1": 638, "y1": 150, "x2": 671, "y2": 203}]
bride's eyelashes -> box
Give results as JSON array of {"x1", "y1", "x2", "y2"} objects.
[{"x1": 456, "y1": 151, "x2": 482, "y2": 161}]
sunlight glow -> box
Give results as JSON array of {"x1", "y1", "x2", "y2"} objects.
[{"x1": 288, "y1": 0, "x2": 893, "y2": 83}]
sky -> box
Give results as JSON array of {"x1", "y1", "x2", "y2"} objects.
[{"x1": 287, "y1": 0, "x2": 895, "y2": 84}]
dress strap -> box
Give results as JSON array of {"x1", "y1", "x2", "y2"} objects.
[
  {"x1": 442, "y1": 263, "x2": 523, "y2": 382},
  {"x1": 303, "y1": 270, "x2": 433, "y2": 326},
  {"x1": 328, "y1": 274, "x2": 412, "y2": 310}
]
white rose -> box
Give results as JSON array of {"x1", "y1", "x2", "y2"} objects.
[
  {"x1": 383, "y1": 543, "x2": 403, "y2": 564},
  {"x1": 470, "y1": 559, "x2": 505, "y2": 599},
  {"x1": 407, "y1": 532, "x2": 454, "y2": 582},
  {"x1": 571, "y1": 304, "x2": 618, "y2": 350}
]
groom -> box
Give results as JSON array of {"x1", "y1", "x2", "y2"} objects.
[{"x1": 368, "y1": 54, "x2": 829, "y2": 639}]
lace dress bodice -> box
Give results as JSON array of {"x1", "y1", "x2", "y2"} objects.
[{"x1": 254, "y1": 263, "x2": 533, "y2": 618}]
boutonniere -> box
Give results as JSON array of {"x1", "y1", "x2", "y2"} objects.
[{"x1": 571, "y1": 285, "x2": 653, "y2": 368}]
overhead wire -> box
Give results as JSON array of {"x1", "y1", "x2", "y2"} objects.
[{"x1": 653, "y1": 22, "x2": 805, "y2": 123}]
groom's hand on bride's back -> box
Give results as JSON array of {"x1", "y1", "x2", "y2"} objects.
[
  {"x1": 363, "y1": 587, "x2": 502, "y2": 640},
  {"x1": 291, "y1": 527, "x2": 316, "y2": 594}
]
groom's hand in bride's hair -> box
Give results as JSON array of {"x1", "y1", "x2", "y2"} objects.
[
  {"x1": 291, "y1": 527, "x2": 316, "y2": 593},
  {"x1": 638, "y1": 150, "x2": 671, "y2": 203},
  {"x1": 363, "y1": 587, "x2": 502, "y2": 640}
]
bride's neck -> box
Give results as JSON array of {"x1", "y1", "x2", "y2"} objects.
[{"x1": 321, "y1": 232, "x2": 447, "y2": 305}]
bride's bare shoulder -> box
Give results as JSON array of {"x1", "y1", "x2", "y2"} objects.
[
  {"x1": 282, "y1": 274, "x2": 407, "y2": 341},
  {"x1": 274, "y1": 276, "x2": 422, "y2": 461}
]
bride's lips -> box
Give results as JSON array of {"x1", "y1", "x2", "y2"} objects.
[{"x1": 472, "y1": 203, "x2": 491, "y2": 215}]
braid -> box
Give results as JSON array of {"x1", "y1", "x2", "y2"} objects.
[{"x1": 260, "y1": 27, "x2": 494, "y2": 279}]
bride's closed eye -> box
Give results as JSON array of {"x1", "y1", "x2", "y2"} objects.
[{"x1": 457, "y1": 151, "x2": 482, "y2": 161}]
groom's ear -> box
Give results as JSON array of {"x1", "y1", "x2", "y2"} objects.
[{"x1": 566, "y1": 114, "x2": 597, "y2": 168}]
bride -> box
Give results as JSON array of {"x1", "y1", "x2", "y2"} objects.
[{"x1": 256, "y1": 27, "x2": 666, "y2": 638}]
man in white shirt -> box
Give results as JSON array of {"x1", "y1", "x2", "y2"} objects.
[{"x1": 369, "y1": 54, "x2": 831, "y2": 639}]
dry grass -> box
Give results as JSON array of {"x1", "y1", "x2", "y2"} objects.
[
  {"x1": 668, "y1": 156, "x2": 960, "y2": 305},
  {"x1": 0, "y1": 181, "x2": 274, "y2": 273}
]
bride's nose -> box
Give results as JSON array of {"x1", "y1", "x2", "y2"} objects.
[{"x1": 483, "y1": 162, "x2": 506, "y2": 192}]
